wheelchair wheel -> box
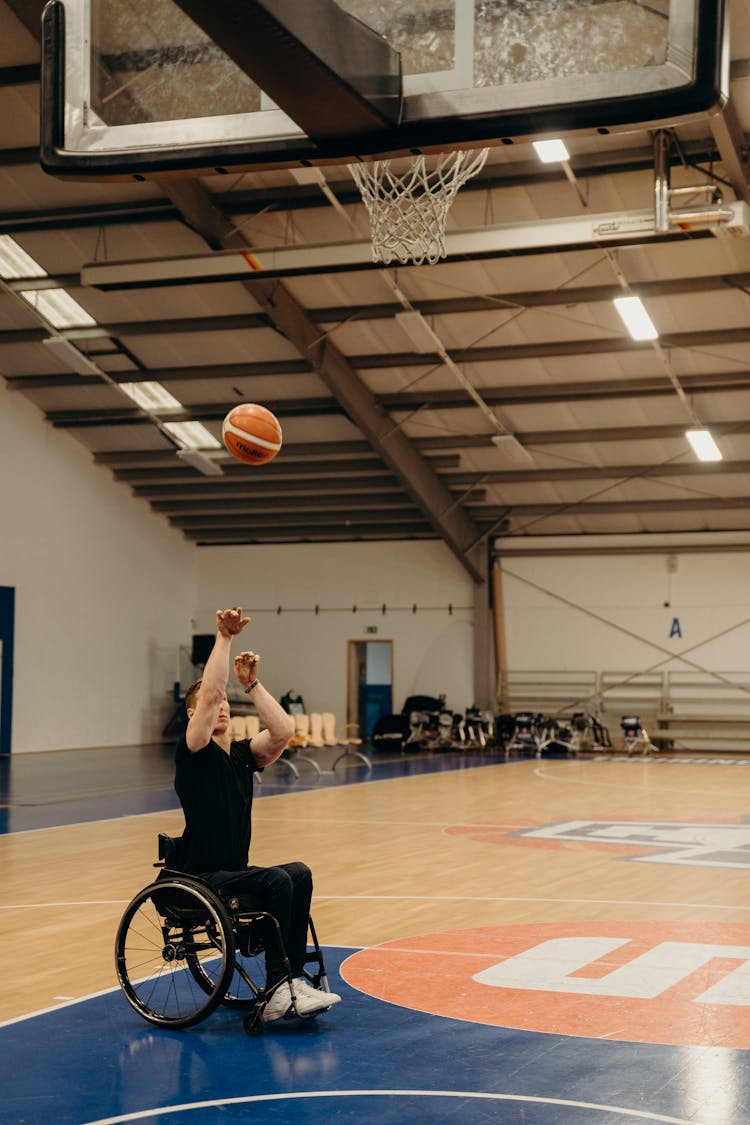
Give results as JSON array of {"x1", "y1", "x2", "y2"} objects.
[
  {"x1": 115, "y1": 877, "x2": 235, "y2": 1030},
  {"x1": 190, "y1": 916, "x2": 266, "y2": 1010}
]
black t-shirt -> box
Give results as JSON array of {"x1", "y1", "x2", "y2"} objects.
[{"x1": 173, "y1": 736, "x2": 261, "y2": 875}]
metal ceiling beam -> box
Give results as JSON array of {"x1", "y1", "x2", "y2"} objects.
[
  {"x1": 179, "y1": 494, "x2": 750, "y2": 542},
  {"x1": 504, "y1": 496, "x2": 750, "y2": 517},
  {"x1": 0, "y1": 202, "x2": 178, "y2": 235},
  {"x1": 353, "y1": 329, "x2": 750, "y2": 366},
  {"x1": 93, "y1": 452, "x2": 750, "y2": 492},
  {"x1": 15, "y1": 267, "x2": 750, "y2": 307},
  {"x1": 0, "y1": 314, "x2": 271, "y2": 346},
  {"x1": 9, "y1": 319, "x2": 750, "y2": 366},
  {"x1": 132, "y1": 477, "x2": 453, "y2": 499},
  {"x1": 0, "y1": 63, "x2": 40, "y2": 86},
  {"x1": 167, "y1": 494, "x2": 750, "y2": 533},
  {"x1": 91, "y1": 444, "x2": 750, "y2": 473},
  {"x1": 495, "y1": 541, "x2": 750, "y2": 558},
  {"x1": 126, "y1": 459, "x2": 750, "y2": 501},
  {"x1": 151, "y1": 489, "x2": 488, "y2": 513},
  {"x1": 516, "y1": 420, "x2": 750, "y2": 446},
  {"x1": 20, "y1": 367, "x2": 750, "y2": 411},
  {"x1": 12, "y1": 348, "x2": 750, "y2": 396},
  {"x1": 111, "y1": 454, "x2": 461, "y2": 486},
  {"x1": 81, "y1": 205, "x2": 748, "y2": 290},
  {"x1": 188, "y1": 529, "x2": 440, "y2": 545},
  {"x1": 94, "y1": 442, "x2": 374, "y2": 466},
  {"x1": 44, "y1": 412, "x2": 750, "y2": 450},
  {"x1": 0, "y1": 146, "x2": 39, "y2": 166},
  {"x1": 451, "y1": 460, "x2": 750, "y2": 485},
  {"x1": 10, "y1": 366, "x2": 747, "y2": 403},
  {"x1": 310, "y1": 273, "x2": 750, "y2": 320},
  {"x1": 171, "y1": 510, "x2": 429, "y2": 530}
]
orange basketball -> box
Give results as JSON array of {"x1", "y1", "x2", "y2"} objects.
[{"x1": 222, "y1": 403, "x2": 282, "y2": 466}]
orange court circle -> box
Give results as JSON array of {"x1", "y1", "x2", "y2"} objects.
[{"x1": 341, "y1": 920, "x2": 750, "y2": 1049}]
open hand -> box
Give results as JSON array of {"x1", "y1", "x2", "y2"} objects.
[{"x1": 216, "y1": 608, "x2": 251, "y2": 638}]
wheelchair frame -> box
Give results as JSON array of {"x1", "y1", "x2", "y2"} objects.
[{"x1": 114, "y1": 834, "x2": 332, "y2": 1035}]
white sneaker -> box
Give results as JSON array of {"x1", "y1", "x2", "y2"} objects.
[
  {"x1": 261, "y1": 979, "x2": 339, "y2": 1023},
  {"x1": 294, "y1": 977, "x2": 342, "y2": 1007},
  {"x1": 261, "y1": 981, "x2": 294, "y2": 1023}
]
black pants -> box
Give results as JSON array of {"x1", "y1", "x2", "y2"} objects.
[{"x1": 203, "y1": 862, "x2": 313, "y2": 988}]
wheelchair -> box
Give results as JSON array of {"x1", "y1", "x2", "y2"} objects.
[
  {"x1": 620, "y1": 714, "x2": 657, "y2": 756},
  {"x1": 114, "y1": 834, "x2": 333, "y2": 1035}
]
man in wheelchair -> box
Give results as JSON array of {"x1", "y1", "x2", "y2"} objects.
[{"x1": 172, "y1": 606, "x2": 341, "y2": 1023}]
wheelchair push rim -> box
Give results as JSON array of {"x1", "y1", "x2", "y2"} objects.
[{"x1": 114, "y1": 877, "x2": 235, "y2": 1030}]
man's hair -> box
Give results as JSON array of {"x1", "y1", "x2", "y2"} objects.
[{"x1": 185, "y1": 679, "x2": 202, "y2": 712}]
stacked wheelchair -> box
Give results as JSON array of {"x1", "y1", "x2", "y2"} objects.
[{"x1": 115, "y1": 834, "x2": 334, "y2": 1035}]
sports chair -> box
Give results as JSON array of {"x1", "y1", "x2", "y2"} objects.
[{"x1": 115, "y1": 834, "x2": 333, "y2": 1035}]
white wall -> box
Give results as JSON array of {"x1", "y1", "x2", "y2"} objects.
[
  {"x1": 498, "y1": 544, "x2": 750, "y2": 675},
  {"x1": 0, "y1": 383, "x2": 197, "y2": 752},
  {"x1": 194, "y1": 540, "x2": 475, "y2": 720}
]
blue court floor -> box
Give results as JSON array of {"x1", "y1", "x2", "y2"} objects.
[
  {"x1": 6, "y1": 941, "x2": 749, "y2": 1125},
  {"x1": 0, "y1": 743, "x2": 496, "y2": 833}
]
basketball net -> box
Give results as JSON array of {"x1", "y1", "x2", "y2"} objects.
[{"x1": 349, "y1": 148, "x2": 490, "y2": 267}]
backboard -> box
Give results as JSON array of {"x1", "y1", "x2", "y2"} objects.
[{"x1": 41, "y1": 0, "x2": 728, "y2": 180}]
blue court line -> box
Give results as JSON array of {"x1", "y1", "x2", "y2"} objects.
[{"x1": 0, "y1": 751, "x2": 505, "y2": 834}]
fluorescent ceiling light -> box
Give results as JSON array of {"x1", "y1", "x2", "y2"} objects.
[
  {"x1": 0, "y1": 236, "x2": 96, "y2": 328},
  {"x1": 533, "y1": 139, "x2": 570, "y2": 164},
  {"x1": 119, "y1": 382, "x2": 222, "y2": 449},
  {"x1": 176, "y1": 448, "x2": 224, "y2": 475},
  {"x1": 120, "y1": 381, "x2": 182, "y2": 412},
  {"x1": 0, "y1": 235, "x2": 47, "y2": 278},
  {"x1": 0, "y1": 235, "x2": 215, "y2": 455},
  {"x1": 685, "y1": 429, "x2": 722, "y2": 462},
  {"x1": 165, "y1": 421, "x2": 222, "y2": 451},
  {"x1": 21, "y1": 288, "x2": 97, "y2": 328},
  {"x1": 613, "y1": 295, "x2": 658, "y2": 340}
]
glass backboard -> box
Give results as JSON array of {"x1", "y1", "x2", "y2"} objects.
[{"x1": 41, "y1": 0, "x2": 728, "y2": 180}]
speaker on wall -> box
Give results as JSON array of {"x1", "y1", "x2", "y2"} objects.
[{"x1": 191, "y1": 634, "x2": 214, "y2": 666}]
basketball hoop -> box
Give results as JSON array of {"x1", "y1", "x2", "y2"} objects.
[{"x1": 349, "y1": 148, "x2": 490, "y2": 267}]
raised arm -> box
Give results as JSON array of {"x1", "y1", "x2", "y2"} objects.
[
  {"x1": 185, "y1": 608, "x2": 249, "y2": 752},
  {"x1": 234, "y1": 649, "x2": 295, "y2": 766}
]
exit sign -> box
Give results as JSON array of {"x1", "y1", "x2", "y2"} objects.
[{"x1": 364, "y1": 626, "x2": 378, "y2": 634}]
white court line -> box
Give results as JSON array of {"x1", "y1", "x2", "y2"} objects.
[
  {"x1": 0, "y1": 983, "x2": 124, "y2": 1028},
  {"x1": 80, "y1": 1088, "x2": 707, "y2": 1125},
  {"x1": 2, "y1": 892, "x2": 749, "y2": 913},
  {"x1": 0, "y1": 760, "x2": 505, "y2": 837},
  {"x1": 3, "y1": 892, "x2": 749, "y2": 913},
  {"x1": 0, "y1": 899, "x2": 130, "y2": 909},
  {"x1": 0, "y1": 945, "x2": 362, "y2": 1028},
  {"x1": 532, "y1": 761, "x2": 745, "y2": 798},
  {"x1": 315, "y1": 893, "x2": 750, "y2": 911}
]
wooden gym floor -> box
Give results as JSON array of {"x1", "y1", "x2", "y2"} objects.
[{"x1": 2, "y1": 743, "x2": 750, "y2": 1124}]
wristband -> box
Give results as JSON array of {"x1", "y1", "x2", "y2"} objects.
[{"x1": 245, "y1": 681, "x2": 259, "y2": 693}]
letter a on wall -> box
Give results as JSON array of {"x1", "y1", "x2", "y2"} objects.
[{"x1": 670, "y1": 617, "x2": 682, "y2": 638}]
